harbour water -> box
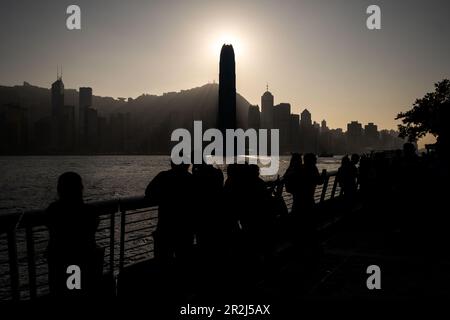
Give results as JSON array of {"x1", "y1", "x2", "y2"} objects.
[{"x1": 0, "y1": 155, "x2": 342, "y2": 214}]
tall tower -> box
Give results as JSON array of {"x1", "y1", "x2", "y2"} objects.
[
  {"x1": 79, "y1": 87, "x2": 93, "y2": 140},
  {"x1": 51, "y1": 68, "x2": 64, "y2": 117},
  {"x1": 261, "y1": 85, "x2": 274, "y2": 129},
  {"x1": 218, "y1": 44, "x2": 236, "y2": 133},
  {"x1": 300, "y1": 109, "x2": 312, "y2": 128}
]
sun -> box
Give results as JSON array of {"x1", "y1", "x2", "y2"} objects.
[{"x1": 211, "y1": 32, "x2": 244, "y2": 58}]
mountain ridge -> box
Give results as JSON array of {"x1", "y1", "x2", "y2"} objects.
[{"x1": 0, "y1": 82, "x2": 252, "y2": 128}]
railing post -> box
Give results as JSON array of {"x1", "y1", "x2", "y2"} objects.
[
  {"x1": 25, "y1": 226, "x2": 37, "y2": 299},
  {"x1": 330, "y1": 176, "x2": 338, "y2": 199},
  {"x1": 7, "y1": 229, "x2": 20, "y2": 300},
  {"x1": 109, "y1": 211, "x2": 115, "y2": 276},
  {"x1": 320, "y1": 170, "x2": 329, "y2": 203},
  {"x1": 339, "y1": 184, "x2": 344, "y2": 196},
  {"x1": 119, "y1": 205, "x2": 126, "y2": 273}
]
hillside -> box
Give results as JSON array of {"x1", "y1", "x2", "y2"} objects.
[{"x1": 0, "y1": 82, "x2": 252, "y2": 128}]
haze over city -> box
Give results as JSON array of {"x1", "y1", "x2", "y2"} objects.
[
  {"x1": 1, "y1": 0, "x2": 449, "y2": 146},
  {"x1": 2, "y1": 0, "x2": 450, "y2": 305}
]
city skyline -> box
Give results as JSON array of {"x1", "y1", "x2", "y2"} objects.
[
  {"x1": 2, "y1": 0, "x2": 449, "y2": 147},
  {"x1": 1, "y1": 0, "x2": 449, "y2": 305},
  {"x1": 0, "y1": 70, "x2": 407, "y2": 156}
]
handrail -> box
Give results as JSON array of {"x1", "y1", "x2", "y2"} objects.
[
  {"x1": 0, "y1": 169, "x2": 342, "y2": 300},
  {"x1": 0, "y1": 170, "x2": 339, "y2": 228}
]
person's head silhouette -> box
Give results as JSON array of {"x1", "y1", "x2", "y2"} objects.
[
  {"x1": 57, "y1": 172, "x2": 83, "y2": 203},
  {"x1": 289, "y1": 153, "x2": 302, "y2": 168},
  {"x1": 304, "y1": 153, "x2": 317, "y2": 167},
  {"x1": 351, "y1": 154, "x2": 360, "y2": 165},
  {"x1": 341, "y1": 155, "x2": 350, "y2": 167},
  {"x1": 170, "y1": 160, "x2": 190, "y2": 172}
]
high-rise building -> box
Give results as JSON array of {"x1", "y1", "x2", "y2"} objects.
[
  {"x1": 261, "y1": 86, "x2": 274, "y2": 129},
  {"x1": 86, "y1": 107, "x2": 99, "y2": 150},
  {"x1": 50, "y1": 72, "x2": 65, "y2": 150},
  {"x1": 300, "y1": 109, "x2": 312, "y2": 128},
  {"x1": 79, "y1": 87, "x2": 93, "y2": 140},
  {"x1": 290, "y1": 114, "x2": 300, "y2": 152},
  {"x1": 299, "y1": 109, "x2": 314, "y2": 153},
  {"x1": 53, "y1": 104, "x2": 76, "y2": 152},
  {"x1": 347, "y1": 121, "x2": 363, "y2": 153},
  {"x1": 0, "y1": 104, "x2": 28, "y2": 154},
  {"x1": 364, "y1": 122, "x2": 379, "y2": 148},
  {"x1": 248, "y1": 105, "x2": 260, "y2": 130},
  {"x1": 218, "y1": 44, "x2": 236, "y2": 133},
  {"x1": 321, "y1": 119, "x2": 328, "y2": 132},
  {"x1": 51, "y1": 74, "x2": 64, "y2": 117},
  {"x1": 273, "y1": 103, "x2": 291, "y2": 153}
]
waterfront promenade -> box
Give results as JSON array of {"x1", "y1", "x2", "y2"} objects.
[{"x1": 1, "y1": 149, "x2": 448, "y2": 302}]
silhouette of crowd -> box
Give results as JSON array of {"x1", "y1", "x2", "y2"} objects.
[{"x1": 44, "y1": 143, "x2": 449, "y2": 300}]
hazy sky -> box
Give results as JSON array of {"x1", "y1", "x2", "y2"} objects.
[{"x1": 1, "y1": 0, "x2": 449, "y2": 144}]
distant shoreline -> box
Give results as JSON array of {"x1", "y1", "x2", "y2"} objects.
[{"x1": 0, "y1": 153, "x2": 171, "y2": 157}]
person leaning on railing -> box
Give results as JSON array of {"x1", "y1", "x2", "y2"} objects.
[{"x1": 45, "y1": 172, "x2": 103, "y2": 298}]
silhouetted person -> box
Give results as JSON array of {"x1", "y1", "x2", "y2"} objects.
[
  {"x1": 224, "y1": 163, "x2": 273, "y2": 243},
  {"x1": 46, "y1": 172, "x2": 101, "y2": 298},
  {"x1": 222, "y1": 163, "x2": 274, "y2": 295},
  {"x1": 351, "y1": 153, "x2": 360, "y2": 167},
  {"x1": 145, "y1": 161, "x2": 195, "y2": 263},
  {"x1": 297, "y1": 153, "x2": 325, "y2": 213},
  {"x1": 351, "y1": 153, "x2": 360, "y2": 193},
  {"x1": 239, "y1": 164, "x2": 274, "y2": 246},
  {"x1": 288, "y1": 153, "x2": 324, "y2": 277},
  {"x1": 337, "y1": 155, "x2": 358, "y2": 202},
  {"x1": 222, "y1": 163, "x2": 246, "y2": 238},
  {"x1": 284, "y1": 153, "x2": 302, "y2": 177},
  {"x1": 283, "y1": 153, "x2": 303, "y2": 200},
  {"x1": 191, "y1": 162, "x2": 224, "y2": 256}
]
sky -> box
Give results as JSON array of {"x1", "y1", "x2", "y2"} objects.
[{"x1": 1, "y1": 0, "x2": 449, "y2": 146}]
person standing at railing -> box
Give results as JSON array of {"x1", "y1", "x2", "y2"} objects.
[
  {"x1": 221, "y1": 163, "x2": 274, "y2": 293},
  {"x1": 337, "y1": 155, "x2": 358, "y2": 205},
  {"x1": 351, "y1": 153, "x2": 361, "y2": 191},
  {"x1": 284, "y1": 153, "x2": 325, "y2": 215},
  {"x1": 145, "y1": 161, "x2": 195, "y2": 264},
  {"x1": 298, "y1": 153, "x2": 325, "y2": 213},
  {"x1": 283, "y1": 153, "x2": 303, "y2": 213},
  {"x1": 45, "y1": 172, "x2": 102, "y2": 298},
  {"x1": 192, "y1": 162, "x2": 224, "y2": 258},
  {"x1": 283, "y1": 153, "x2": 325, "y2": 275}
]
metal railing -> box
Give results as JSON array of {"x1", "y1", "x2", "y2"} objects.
[{"x1": 0, "y1": 170, "x2": 342, "y2": 300}]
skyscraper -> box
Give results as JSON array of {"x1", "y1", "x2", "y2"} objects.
[
  {"x1": 79, "y1": 87, "x2": 93, "y2": 140},
  {"x1": 364, "y1": 122, "x2": 379, "y2": 148},
  {"x1": 300, "y1": 109, "x2": 312, "y2": 128},
  {"x1": 299, "y1": 109, "x2": 314, "y2": 153},
  {"x1": 51, "y1": 73, "x2": 64, "y2": 117},
  {"x1": 248, "y1": 105, "x2": 260, "y2": 130},
  {"x1": 347, "y1": 121, "x2": 363, "y2": 152},
  {"x1": 261, "y1": 87, "x2": 274, "y2": 129},
  {"x1": 273, "y1": 103, "x2": 291, "y2": 153},
  {"x1": 321, "y1": 120, "x2": 328, "y2": 132},
  {"x1": 218, "y1": 44, "x2": 236, "y2": 133}
]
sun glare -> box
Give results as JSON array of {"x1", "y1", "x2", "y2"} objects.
[{"x1": 211, "y1": 32, "x2": 244, "y2": 58}]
